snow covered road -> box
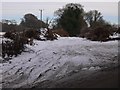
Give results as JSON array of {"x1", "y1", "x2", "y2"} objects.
[{"x1": 0, "y1": 37, "x2": 118, "y2": 88}]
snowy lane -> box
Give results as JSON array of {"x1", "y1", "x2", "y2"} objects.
[{"x1": 1, "y1": 37, "x2": 118, "y2": 88}]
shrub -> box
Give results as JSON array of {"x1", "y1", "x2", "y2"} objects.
[
  {"x1": 2, "y1": 33, "x2": 29, "y2": 58},
  {"x1": 4, "y1": 31, "x2": 15, "y2": 39},
  {"x1": 92, "y1": 26, "x2": 112, "y2": 41},
  {"x1": 2, "y1": 28, "x2": 58, "y2": 59},
  {"x1": 80, "y1": 27, "x2": 93, "y2": 38},
  {"x1": 2, "y1": 38, "x2": 25, "y2": 58},
  {"x1": 117, "y1": 27, "x2": 120, "y2": 34},
  {"x1": 52, "y1": 28, "x2": 69, "y2": 37},
  {"x1": 80, "y1": 26, "x2": 112, "y2": 41},
  {"x1": 24, "y1": 29, "x2": 41, "y2": 40},
  {"x1": 44, "y1": 29, "x2": 58, "y2": 41}
]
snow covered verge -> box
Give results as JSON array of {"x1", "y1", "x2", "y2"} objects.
[{"x1": 0, "y1": 37, "x2": 118, "y2": 88}]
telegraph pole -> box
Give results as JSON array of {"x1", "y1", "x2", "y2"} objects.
[{"x1": 39, "y1": 9, "x2": 43, "y2": 28}]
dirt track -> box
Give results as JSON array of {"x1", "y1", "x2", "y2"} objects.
[{"x1": 32, "y1": 66, "x2": 119, "y2": 88}]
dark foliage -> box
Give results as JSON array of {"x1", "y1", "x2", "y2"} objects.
[
  {"x1": 80, "y1": 27, "x2": 93, "y2": 38},
  {"x1": 24, "y1": 29, "x2": 41, "y2": 40},
  {"x1": 20, "y1": 14, "x2": 48, "y2": 29},
  {"x1": 2, "y1": 27, "x2": 58, "y2": 59},
  {"x1": 92, "y1": 27, "x2": 110, "y2": 41},
  {"x1": 54, "y1": 3, "x2": 87, "y2": 37},
  {"x1": 52, "y1": 28, "x2": 69, "y2": 37},
  {"x1": 80, "y1": 25, "x2": 114, "y2": 41},
  {"x1": 44, "y1": 29, "x2": 58, "y2": 41},
  {"x1": 4, "y1": 31, "x2": 15, "y2": 39},
  {"x1": 2, "y1": 23, "x2": 17, "y2": 32},
  {"x1": 2, "y1": 37, "x2": 25, "y2": 58},
  {"x1": 117, "y1": 27, "x2": 120, "y2": 34},
  {"x1": 2, "y1": 31, "x2": 32, "y2": 58},
  {"x1": 84, "y1": 10, "x2": 105, "y2": 28}
]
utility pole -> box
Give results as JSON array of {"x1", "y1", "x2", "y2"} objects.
[{"x1": 39, "y1": 9, "x2": 43, "y2": 28}]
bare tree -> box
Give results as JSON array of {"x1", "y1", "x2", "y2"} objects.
[{"x1": 84, "y1": 10, "x2": 104, "y2": 27}]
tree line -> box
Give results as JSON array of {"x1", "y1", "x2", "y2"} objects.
[
  {"x1": 1, "y1": 3, "x2": 120, "y2": 59},
  {"x1": 1, "y1": 3, "x2": 119, "y2": 37},
  {"x1": 53, "y1": 3, "x2": 119, "y2": 41}
]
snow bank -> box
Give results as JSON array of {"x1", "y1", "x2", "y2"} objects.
[{"x1": 1, "y1": 37, "x2": 118, "y2": 88}]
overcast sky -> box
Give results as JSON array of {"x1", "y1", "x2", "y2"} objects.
[{"x1": 1, "y1": 1, "x2": 118, "y2": 24}]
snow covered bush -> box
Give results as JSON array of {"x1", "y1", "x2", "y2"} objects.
[
  {"x1": 2, "y1": 28, "x2": 59, "y2": 59},
  {"x1": 2, "y1": 38, "x2": 25, "y2": 58},
  {"x1": 2, "y1": 33, "x2": 28, "y2": 58},
  {"x1": 23, "y1": 28, "x2": 58, "y2": 41}
]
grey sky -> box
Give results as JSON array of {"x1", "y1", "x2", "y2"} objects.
[{"x1": 1, "y1": 2, "x2": 118, "y2": 24}]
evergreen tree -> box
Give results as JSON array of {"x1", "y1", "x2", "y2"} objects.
[{"x1": 54, "y1": 3, "x2": 87, "y2": 36}]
